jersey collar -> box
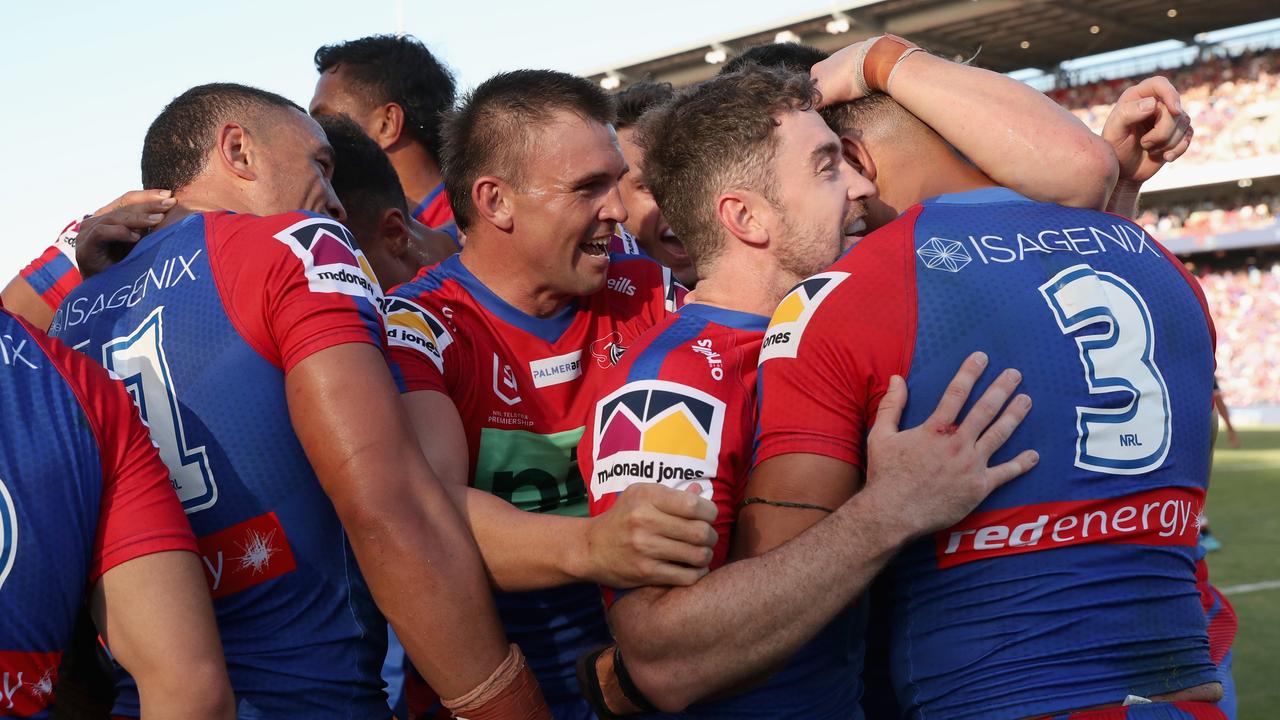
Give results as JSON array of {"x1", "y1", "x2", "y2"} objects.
[
  {"x1": 679, "y1": 302, "x2": 769, "y2": 332},
  {"x1": 437, "y1": 255, "x2": 579, "y2": 344},
  {"x1": 925, "y1": 186, "x2": 1031, "y2": 206}
]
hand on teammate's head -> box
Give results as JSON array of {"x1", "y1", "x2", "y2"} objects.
[
  {"x1": 585, "y1": 481, "x2": 718, "y2": 590},
  {"x1": 862, "y1": 351, "x2": 1039, "y2": 542},
  {"x1": 76, "y1": 189, "x2": 176, "y2": 279},
  {"x1": 1102, "y1": 75, "x2": 1193, "y2": 186}
]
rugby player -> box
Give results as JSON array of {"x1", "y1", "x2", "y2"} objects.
[
  {"x1": 611, "y1": 82, "x2": 696, "y2": 287},
  {"x1": 49, "y1": 83, "x2": 548, "y2": 719},
  {"x1": 311, "y1": 34, "x2": 462, "y2": 243},
  {"x1": 744, "y1": 36, "x2": 1224, "y2": 718},
  {"x1": 0, "y1": 306, "x2": 234, "y2": 719},
  {"x1": 320, "y1": 114, "x2": 457, "y2": 284},
  {"x1": 386, "y1": 69, "x2": 712, "y2": 719}
]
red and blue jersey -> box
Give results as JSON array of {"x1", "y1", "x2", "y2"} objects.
[
  {"x1": 389, "y1": 252, "x2": 681, "y2": 715},
  {"x1": 412, "y1": 183, "x2": 459, "y2": 245},
  {"x1": 580, "y1": 302, "x2": 861, "y2": 718},
  {"x1": 49, "y1": 211, "x2": 397, "y2": 719},
  {"x1": 18, "y1": 219, "x2": 83, "y2": 311},
  {"x1": 754, "y1": 188, "x2": 1219, "y2": 720},
  {"x1": 0, "y1": 308, "x2": 196, "y2": 719}
]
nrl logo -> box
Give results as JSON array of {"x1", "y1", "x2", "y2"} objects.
[{"x1": 591, "y1": 332, "x2": 627, "y2": 368}]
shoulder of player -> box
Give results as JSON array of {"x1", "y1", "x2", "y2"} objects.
[
  {"x1": 603, "y1": 254, "x2": 671, "y2": 299},
  {"x1": 615, "y1": 314, "x2": 748, "y2": 399},
  {"x1": 4, "y1": 309, "x2": 120, "y2": 433}
]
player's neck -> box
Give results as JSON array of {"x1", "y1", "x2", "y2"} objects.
[
  {"x1": 691, "y1": 254, "x2": 798, "y2": 319},
  {"x1": 389, "y1": 143, "x2": 444, "y2": 210},
  {"x1": 457, "y1": 244, "x2": 574, "y2": 319},
  {"x1": 156, "y1": 190, "x2": 238, "y2": 231},
  {"x1": 881, "y1": 150, "x2": 994, "y2": 211}
]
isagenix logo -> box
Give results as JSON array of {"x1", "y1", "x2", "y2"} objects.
[
  {"x1": 920, "y1": 222, "x2": 1159, "y2": 272},
  {"x1": 934, "y1": 486, "x2": 1203, "y2": 569}
]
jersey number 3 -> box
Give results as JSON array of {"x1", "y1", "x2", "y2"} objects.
[
  {"x1": 1040, "y1": 264, "x2": 1172, "y2": 475},
  {"x1": 103, "y1": 306, "x2": 218, "y2": 513}
]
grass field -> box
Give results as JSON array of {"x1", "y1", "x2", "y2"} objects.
[{"x1": 1203, "y1": 427, "x2": 1280, "y2": 719}]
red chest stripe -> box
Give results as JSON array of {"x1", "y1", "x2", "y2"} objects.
[{"x1": 935, "y1": 487, "x2": 1204, "y2": 569}]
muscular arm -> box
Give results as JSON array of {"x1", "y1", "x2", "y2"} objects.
[
  {"x1": 288, "y1": 343, "x2": 509, "y2": 698},
  {"x1": 887, "y1": 52, "x2": 1117, "y2": 209},
  {"x1": 92, "y1": 551, "x2": 234, "y2": 720},
  {"x1": 403, "y1": 389, "x2": 715, "y2": 593},
  {"x1": 608, "y1": 456, "x2": 890, "y2": 713}
]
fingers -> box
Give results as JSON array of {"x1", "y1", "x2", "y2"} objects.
[
  {"x1": 79, "y1": 220, "x2": 143, "y2": 245},
  {"x1": 637, "y1": 560, "x2": 708, "y2": 588},
  {"x1": 635, "y1": 534, "x2": 715, "y2": 571},
  {"x1": 1136, "y1": 75, "x2": 1182, "y2": 115},
  {"x1": 974, "y1": 393, "x2": 1033, "y2": 459},
  {"x1": 1101, "y1": 97, "x2": 1158, "y2": 143},
  {"x1": 984, "y1": 449, "x2": 1040, "y2": 490},
  {"x1": 1143, "y1": 111, "x2": 1192, "y2": 161},
  {"x1": 926, "y1": 351, "x2": 988, "y2": 428},
  {"x1": 95, "y1": 189, "x2": 172, "y2": 216},
  {"x1": 643, "y1": 482, "x2": 717, "y2": 523},
  {"x1": 957, "y1": 368, "x2": 1022, "y2": 440},
  {"x1": 870, "y1": 375, "x2": 907, "y2": 438}
]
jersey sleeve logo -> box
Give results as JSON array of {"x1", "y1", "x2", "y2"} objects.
[
  {"x1": 273, "y1": 217, "x2": 383, "y2": 306},
  {"x1": 382, "y1": 296, "x2": 453, "y2": 373},
  {"x1": 591, "y1": 379, "x2": 725, "y2": 501},
  {"x1": 760, "y1": 271, "x2": 850, "y2": 362},
  {"x1": 0, "y1": 478, "x2": 17, "y2": 592}
]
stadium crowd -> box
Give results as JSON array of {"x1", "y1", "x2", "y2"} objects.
[
  {"x1": 1198, "y1": 263, "x2": 1280, "y2": 407},
  {"x1": 0, "y1": 30, "x2": 1246, "y2": 720},
  {"x1": 1051, "y1": 45, "x2": 1280, "y2": 164},
  {"x1": 1138, "y1": 193, "x2": 1277, "y2": 238}
]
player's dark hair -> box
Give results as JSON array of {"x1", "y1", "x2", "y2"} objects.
[
  {"x1": 320, "y1": 114, "x2": 407, "y2": 235},
  {"x1": 721, "y1": 42, "x2": 829, "y2": 75},
  {"x1": 442, "y1": 69, "x2": 615, "y2": 231},
  {"x1": 314, "y1": 34, "x2": 456, "y2": 163},
  {"x1": 141, "y1": 83, "x2": 304, "y2": 192},
  {"x1": 614, "y1": 82, "x2": 675, "y2": 129},
  {"x1": 820, "y1": 92, "x2": 934, "y2": 145},
  {"x1": 636, "y1": 64, "x2": 816, "y2": 270}
]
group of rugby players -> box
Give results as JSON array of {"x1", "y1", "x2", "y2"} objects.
[{"x1": 0, "y1": 30, "x2": 1238, "y2": 720}]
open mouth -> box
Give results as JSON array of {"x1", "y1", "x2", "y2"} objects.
[
  {"x1": 844, "y1": 216, "x2": 867, "y2": 238},
  {"x1": 659, "y1": 228, "x2": 689, "y2": 259},
  {"x1": 580, "y1": 237, "x2": 610, "y2": 257}
]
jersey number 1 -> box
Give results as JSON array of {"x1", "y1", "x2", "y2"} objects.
[
  {"x1": 1039, "y1": 264, "x2": 1172, "y2": 475},
  {"x1": 103, "y1": 306, "x2": 218, "y2": 513}
]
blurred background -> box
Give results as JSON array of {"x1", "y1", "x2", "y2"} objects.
[{"x1": 2, "y1": 0, "x2": 1276, "y2": 714}]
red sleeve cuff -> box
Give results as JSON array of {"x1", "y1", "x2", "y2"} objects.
[
  {"x1": 281, "y1": 329, "x2": 382, "y2": 374},
  {"x1": 753, "y1": 435, "x2": 864, "y2": 471},
  {"x1": 91, "y1": 532, "x2": 199, "y2": 583}
]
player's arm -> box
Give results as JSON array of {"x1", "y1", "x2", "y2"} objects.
[
  {"x1": 91, "y1": 553, "x2": 234, "y2": 719},
  {"x1": 813, "y1": 36, "x2": 1118, "y2": 209},
  {"x1": 402, "y1": 388, "x2": 716, "y2": 593},
  {"x1": 288, "y1": 344, "x2": 515, "y2": 699},
  {"x1": 592, "y1": 361, "x2": 1037, "y2": 714},
  {"x1": 0, "y1": 276, "x2": 54, "y2": 329}
]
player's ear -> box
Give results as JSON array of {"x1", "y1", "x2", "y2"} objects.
[
  {"x1": 716, "y1": 191, "x2": 769, "y2": 248},
  {"x1": 216, "y1": 123, "x2": 256, "y2": 182},
  {"x1": 840, "y1": 135, "x2": 877, "y2": 183},
  {"x1": 372, "y1": 103, "x2": 405, "y2": 150},
  {"x1": 472, "y1": 177, "x2": 514, "y2": 232},
  {"x1": 378, "y1": 207, "x2": 411, "y2": 259}
]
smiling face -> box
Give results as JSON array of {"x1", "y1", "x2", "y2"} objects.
[
  {"x1": 767, "y1": 109, "x2": 875, "y2": 277},
  {"x1": 615, "y1": 126, "x2": 697, "y2": 286},
  {"x1": 506, "y1": 110, "x2": 629, "y2": 299}
]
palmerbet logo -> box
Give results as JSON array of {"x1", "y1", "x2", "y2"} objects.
[
  {"x1": 916, "y1": 237, "x2": 973, "y2": 273},
  {"x1": 592, "y1": 380, "x2": 724, "y2": 500}
]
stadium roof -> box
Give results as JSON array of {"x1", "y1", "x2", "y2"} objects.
[{"x1": 585, "y1": 0, "x2": 1278, "y2": 89}]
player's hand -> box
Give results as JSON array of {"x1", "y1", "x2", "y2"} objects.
[
  {"x1": 1101, "y1": 76, "x2": 1192, "y2": 186},
  {"x1": 1228, "y1": 429, "x2": 1241, "y2": 449},
  {"x1": 811, "y1": 35, "x2": 922, "y2": 107},
  {"x1": 862, "y1": 352, "x2": 1039, "y2": 542},
  {"x1": 76, "y1": 189, "x2": 176, "y2": 279},
  {"x1": 585, "y1": 483, "x2": 718, "y2": 589}
]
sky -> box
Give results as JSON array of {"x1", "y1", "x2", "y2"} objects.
[{"x1": 0, "y1": 0, "x2": 845, "y2": 279}]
